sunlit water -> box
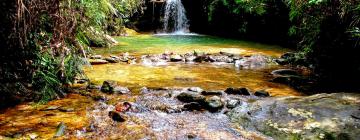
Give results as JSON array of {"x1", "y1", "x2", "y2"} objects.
[{"x1": 88, "y1": 35, "x2": 298, "y2": 96}]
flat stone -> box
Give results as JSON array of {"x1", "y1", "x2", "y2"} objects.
[
  {"x1": 201, "y1": 91, "x2": 223, "y2": 96},
  {"x1": 90, "y1": 55, "x2": 102, "y2": 59},
  {"x1": 224, "y1": 87, "x2": 251, "y2": 95},
  {"x1": 89, "y1": 59, "x2": 108, "y2": 65},
  {"x1": 177, "y1": 92, "x2": 206, "y2": 103},
  {"x1": 254, "y1": 90, "x2": 270, "y2": 97},
  {"x1": 105, "y1": 57, "x2": 120, "y2": 63},
  {"x1": 188, "y1": 87, "x2": 203, "y2": 93}
]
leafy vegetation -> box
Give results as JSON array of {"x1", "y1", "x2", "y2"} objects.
[{"x1": 0, "y1": 0, "x2": 144, "y2": 106}]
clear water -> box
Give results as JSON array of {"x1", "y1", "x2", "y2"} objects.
[
  {"x1": 93, "y1": 35, "x2": 291, "y2": 57},
  {"x1": 88, "y1": 35, "x2": 299, "y2": 96}
]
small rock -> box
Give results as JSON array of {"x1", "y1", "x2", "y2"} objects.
[
  {"x1": 188, "y1": 87, "x2": 203, "y2": 93},
  {"x1": 183, "y1": 102, "x2": 203, "y2": 111},
  {"x1": 90, "y1": 55, "x2": 102, "y2": 59},
  {"x1": 54, "y1": 122, "x2": 66, "y2": 137},
  {"x1": 201, "y1": 91, "x2": 223, "y2": 96},
  {"x1": 170, "y1": 54, "x2": 183, "y2": 62},
  {"x1": 224, "y1": 88, "x2": 251, "y2": 96},
  {"x1": 101, "y1": 80, "x2": 117, "y2": 93},
  {"x1": 113, "y1": 86, "x2": 130, "y2": 94},
  {"x1": 177, "y1": 92, "x2": 206, "y2": 103},
  {"x1": 205, "y1": 96, "x2": 224, "y2": 112},
  {"x1": 28, "y1": 133, "x2": 38, "y2": 140},
  {"x1": 105, "y1": 57, "x2": 119, "y2": 63},
  {"x1": 115, "y1": 102, "x2": 132, "y2": 112},
  {"x1": 226, "y1": 99, "x2": 240, "y2": 109},
  {"x1": 59, "y1": 107, "x2": 75, "y2": 112},
  {"x1": 89, "y1": 59, "x2": 108, "y2": 65},
  {"x1": 254, "y1": 90, "x2": 270, "y2": 97},
  {"x1": 109, "y1": 111, "x2": 126, "y2": 122}
]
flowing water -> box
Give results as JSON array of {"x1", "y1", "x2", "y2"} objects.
[{"x1": 163, "y1": 0, "x2": 189, "y2": 33}]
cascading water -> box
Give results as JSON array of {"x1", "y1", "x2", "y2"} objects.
[{"x1": 163, "y1": 0, "x2": 189, "y2": 34}]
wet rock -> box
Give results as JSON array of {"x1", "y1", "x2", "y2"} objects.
[
  {"x1": 90, "y1": 55, "x2": 102, "y2": 59},
  {"x1": 228, "y1": 93, "x2": 360, "y2": 140},
  {"x1": 100, "y1": 80, "x2": 117, "y2": 93},
  {"x1": 170, "y1": 54, "x2": 183, "y2": 62},
  {"x1": 188, "y1": 87, "x2": 203, "y2": 93},
  {"x1": 226, "y1": 99, "x2": 240, "y2": 109},
  {"x1": 224, "y1": 87, "x2": 251, "y2": 96},
  {"x1": 254, "y1": 90, "x2": 270, "y2": 97},
  {"x1": 41, "y1": 106, "x2": 61, "y2": 111},
  {"x1": 89, "y1": 59, "x2": 108, "y2": 65},
  {"x1": 177, "y1": 92, "x2": 206, "y2": 103},
  {"x1": 201, "y1": 90, "x2": 223, "y2": 96},
  {"x1": 205, "y1": 96, "x2": 224, "y2": 112},
  {"x1": 113, "y1": 86, "x2": 130, "y2": 94},
  {"x1": 54, "y1": 122, "x2": 66, "y2": 137},
  {"x1": 183, "y1": 102, "x2": 203, "y2": 111},
  {"x1": 59, "y1": 107, "x2": 75, "y2": 112},
  {"x1": 115, "y1": 102, "x2": 132, "y2": 112},
  {"x1": 105, "y1": 57, "x2": 120, "y2": 63},
  {"x1": 108, "y1": 111, "x2": 126, "y2": 122},
  {"x1": 271, "y1": 69, "x2": 299, "y2": 77},
  {"x1": 234, "y1": 55, "x2": 271, "y2": 69}
]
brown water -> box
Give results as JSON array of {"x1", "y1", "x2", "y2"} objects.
[{"x1": 86, "y1": 34, "x2": 300, "y2": 96}]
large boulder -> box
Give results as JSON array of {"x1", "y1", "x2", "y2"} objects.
[
  {"x1": 177, "y1": 92, "x2": 206, "y2": 103},
  {"x1": 228, "y1": 93, "x2": 360, "y2": 140}
]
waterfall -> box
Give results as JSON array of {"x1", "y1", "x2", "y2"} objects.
[{"x1": 163, "y1": 0, "x2": 189, "y2": 34}]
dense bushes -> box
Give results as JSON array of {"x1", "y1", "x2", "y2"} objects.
[
  {"x1": 0, "y1": 0, "x2": 144, "y2": 107},
  {"x1": 185, "y1": 0, "x2": 359, "y2": 89}
]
